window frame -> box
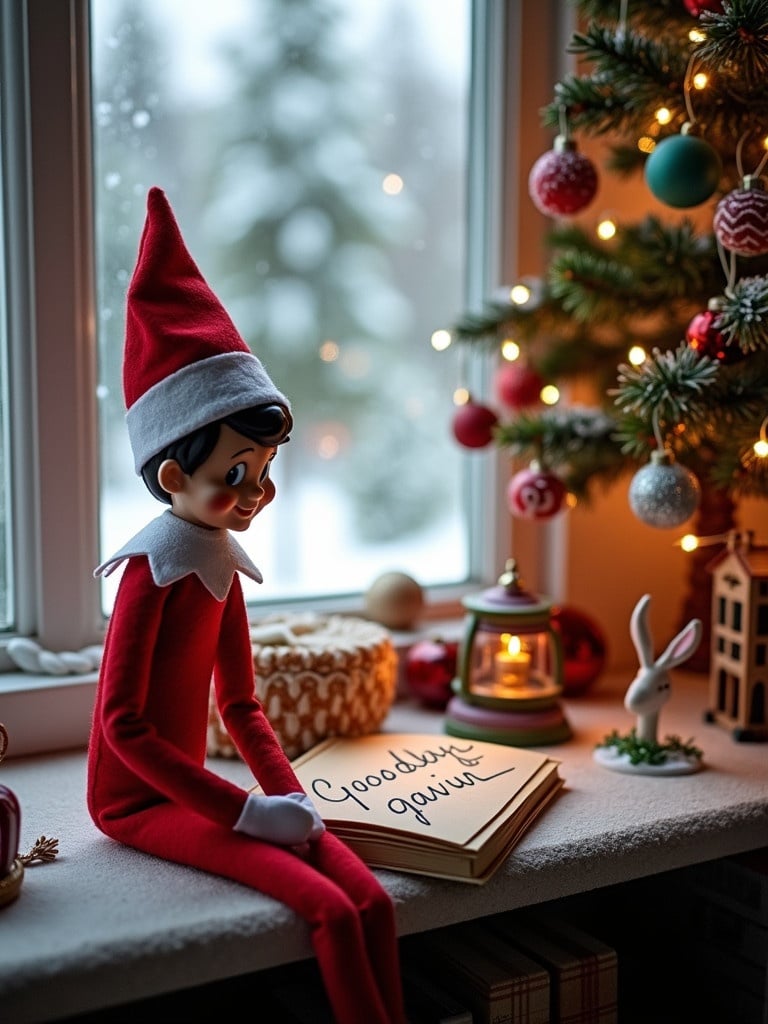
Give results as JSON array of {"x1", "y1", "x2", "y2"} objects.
[{"x1": 0, "y1": 0, "x2": 558, "y2": 755}]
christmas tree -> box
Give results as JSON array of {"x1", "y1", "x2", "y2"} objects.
[{"x1": 445, "y1": 0, "x2": 768, "y2": 668}]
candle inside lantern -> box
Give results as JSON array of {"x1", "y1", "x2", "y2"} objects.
[{"x1": 494, "y1": 634, "x2": 530, "y2": 689}]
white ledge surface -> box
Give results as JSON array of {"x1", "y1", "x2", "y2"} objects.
[{"x1": 2, "y1": 671, "x2": 768, "y2": 1023}]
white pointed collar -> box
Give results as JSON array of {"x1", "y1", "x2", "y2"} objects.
[{"x1": 94, "y1": 509, "x2": 262, "y2": 601}]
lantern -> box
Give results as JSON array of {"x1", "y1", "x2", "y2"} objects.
[{"x1": 444, "y1": 559, "x2": 572, "y2": 746}]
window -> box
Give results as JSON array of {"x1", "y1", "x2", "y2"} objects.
[
  {"x1": 731, "y1": 601, "x2": 742, "y2": 633},
  {"x1": 3, "y1": 0, "x2": 541, "y2": 754},
  {"x1": 90, "y1": 0, "x2": 482, "y2": 613}
]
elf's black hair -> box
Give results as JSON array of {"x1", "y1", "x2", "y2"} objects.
[{"x1": 141, "y1": 403, "x2": 292, "y2": 505}]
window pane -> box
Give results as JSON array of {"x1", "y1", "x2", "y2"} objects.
[
  {"x1": 91, "y1": 0, "x2": 471, "y2": 613},
  {"x1": 0, "y1": 116, "x2": 12, "y2": 632}
]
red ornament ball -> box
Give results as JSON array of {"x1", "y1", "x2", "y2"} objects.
[
  {"x1": 714, "y1": 182, "x2": 768, "y2": 257},
  {"x1": 452, "y1": 400, "x2": 499, "y2": 449},
  {"x1": 404, "y1": 638, "x2": 459, "y2": 709},
  {"x1": 551, "y1": 605, "x2": 607, "y2": 696},
  {"x1": 686, "y1": 308, "x2": 746, "y2": 365},
  {"x1": 528, "y1": 137, "x2": 598, "y2": 217},
  {"x1": 494, "y1": 363, "x2": 544, "y2": 410},
  {"x1": 507, "y1": 464, "x2": 566, "y2": 520},
  {"x1": 682, "y1": 0, "x2": 723, "y2": 14}
]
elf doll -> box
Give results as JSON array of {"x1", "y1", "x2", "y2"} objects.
[{"x1": 87, "y1": 187, "x2": 406, "y2": 1024}]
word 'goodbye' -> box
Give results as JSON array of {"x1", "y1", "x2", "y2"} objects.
[{"x1": 309, "y1": 741, "x2": 517, "y2": 827}]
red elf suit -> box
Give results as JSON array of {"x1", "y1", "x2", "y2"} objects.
[{"x1": 87, "y1": 187, "x2": 405, "y2": 1024}]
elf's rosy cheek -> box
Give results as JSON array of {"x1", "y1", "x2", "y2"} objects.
[{"x1": 208, "y1": 492, "x2": 234, "y2": 514}]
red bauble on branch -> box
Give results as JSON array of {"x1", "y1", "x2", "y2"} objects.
[
  {"x1": 507, "y1": 462, "x2": 567, "y2": 520},
  {"x1": 528, "y1": 135, "x2": 598, "y2": 218},
  {"x1": 682, "y1": 0, "x2": 724, "y2": 14},
  {"x1": 451, "y1": 399, "x2": 499, "y2": 449},
  {"x1": 494, "y1": 363, "x2": 544, "y2": 410},
  {"x1": 714, "y1": 176, "x2": 768, "y2": 257},
  {"x1": 686, "y1": 303, "x2": 746, "y2": 365}
]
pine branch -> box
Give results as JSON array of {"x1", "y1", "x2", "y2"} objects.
[
  {"x1": 439, "y1": 0, "x2": 768, "y2": 506},
  {"x1": 697, "y1": 0, "x2": 768, "y2": 89},
  {"x1": 718, "y1": 277, "x2": 768, "y2": 351},
  {"x1": 611, "y1": 343, "x2": 720, "y2": 426}
]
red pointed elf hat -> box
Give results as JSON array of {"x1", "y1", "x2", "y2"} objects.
[{"x1": 123, "y1": 186, "x2": 289, "y2": 474}]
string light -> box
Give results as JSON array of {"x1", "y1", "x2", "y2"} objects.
[
  {"x1": 596, "y1": 217, "x2": 616, "y2": 240},
  {"x1": 754, "y1": 416, "x2": 768, "y2": 458},
  {"x1": 674, "y1": 532, "x2": 730, "y2": 551},
  {"x1": 509, "y1": 284, "x2": 531, "y2": 304},
  {"x1": 453, "y1": 387, "x2": 470, "y2": 406},
  {"x1": 501, "y1": 339, "x2": 520, "y2": 361},
  {"x1": 627, "y1": 345, "x2": 646, "y2": 366},
  {"x1": 540, "y1": 384, "x2": 560, "y2": 406},
  {"x1": 654, "y1": 107, "x2": 672, "y2": 125},
  {"x1": 692, "y1": 73, "x2": 708, "y2": 90},
  {"x1": 431, "y1": 329, "x2": 452, "y2": 352}
]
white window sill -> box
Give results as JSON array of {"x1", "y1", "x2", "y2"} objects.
[
  {"x1": 0, "y1": 672, "x2": 98, "y2": 758},
  {"x1": 0, "y1": 615, "x2": 465, "y2": 759}
]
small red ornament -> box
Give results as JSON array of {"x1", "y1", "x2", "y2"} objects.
[
  {"x1": 528, "y1": 136, "x2": 598, "y2": 218},
  {"x1": 452, "y1": 400, "x2": 499, "y2": 449},
  {"x1": 713, "y1": 177, "x2": 768, "y2": 257},
  {"x1": 404, "y1": 638, "x2": 459, "y2": 709},
  {"x1": 494, "y1": 363, "x2": 544, "y2": 410},
  {"x1": 682, "y1": 0, "x2": 723, "y2": 14},
  {"x1": 507, "y1": 463, "x2": 566, "y2": 520},
  {"x1": 686, "y1": 306, "x2": 746, "y2": 365},
  {"x1": 551, "y1": 605, "x2": 607, "y2": 696}
]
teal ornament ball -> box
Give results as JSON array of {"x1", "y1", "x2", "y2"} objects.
[{"x1": 644, "y1": 133, "x2": 722, "y2": 209}]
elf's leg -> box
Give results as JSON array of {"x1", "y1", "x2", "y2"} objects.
[
  {"x1": 309, "y1": 831, "x2": 406, "y2": 1024},
  {"x1": 102, "y1": 806, "x2": 396, "y2": 1024}
]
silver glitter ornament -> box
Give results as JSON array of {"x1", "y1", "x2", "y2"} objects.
[{"x1": 628, "y1": 451, "x2": 701, "y2": 528}]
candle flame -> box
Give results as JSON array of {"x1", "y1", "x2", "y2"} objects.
[{"x1": 501, "y1": 634, "x2": 522, "y2": 656}]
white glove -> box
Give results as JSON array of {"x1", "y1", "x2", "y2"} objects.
[
  {"x1": 283, "y1": 792, "x2": 326, "y2": 839},
  {"x1": 234, "y1": 793, "x2": 316, "y2": 845}
]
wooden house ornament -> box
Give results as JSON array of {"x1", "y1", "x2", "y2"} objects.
[{"x1": 705, "y1": 530, "x2": 768, "y2": 742}]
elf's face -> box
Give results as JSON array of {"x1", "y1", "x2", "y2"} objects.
[{"x1": 158, "y1": 424, "x2": 277, "y2": 533}]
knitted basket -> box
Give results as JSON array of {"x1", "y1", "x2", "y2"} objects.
[{"x1": 207, "y1": 613, "x2": 397, "y2": 760}]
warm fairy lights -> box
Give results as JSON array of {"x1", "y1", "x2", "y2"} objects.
[
  {"x1": 501, "y1": 339, "x2": 521, "y2": 361},
  {"x1": 654, "y1": 107, "x2": 672, "y2": 125},
  {"x1": 509, "y1": 283, "x2": 531, "y2": 304},
  {"x1": 754, "y1": 416, "x2": 768, "y2": 458},
  {"x1": 540, "y1": 384, "x2": 560, "y2": 406},
  {"x1": 627, "y1": 345, "x2": 647, "y2": 366},
  {"x1": 675, "y1": 532, "x2": 731, "y2": 551},
  {"x1": 453, "y1": 387, "x2": 470, "y2": 406},
  {"x1": 637, "y1": 136, "x2": 655, "y2": 154},
  {"x1": 431, "y1": 328, "x2": 452, "y2": 352},
  {"x1": 692, "y1": 72, "x2": 708, "y2": 90},
  {"x1": 596, "y1": 217, "x2": 616, "y2": 240}
]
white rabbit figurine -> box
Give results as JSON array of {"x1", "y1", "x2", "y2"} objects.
[{"x1": 594, "y1": 594, "x2": 704, "y2": 775}]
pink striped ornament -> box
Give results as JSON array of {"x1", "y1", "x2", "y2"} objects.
[{"x1": 714, "y1": 177, "x2": 768, "y2": 257}]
